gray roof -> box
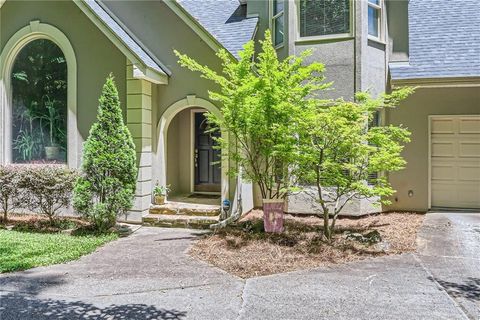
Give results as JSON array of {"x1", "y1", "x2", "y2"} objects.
[
  {"x1": 178, "y1": 0, "x2": 258, "y2": 59},
  {"x1": 389, "y1": 0, "x2": 480, "y2": 80},
  {"x1": 84, "y1": 0, "x2": 167, "y2": 75}
]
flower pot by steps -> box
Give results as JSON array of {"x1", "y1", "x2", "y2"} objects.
[
  {"x1": 154, "y1": 195, "x2": 166, "y2": 205},
  {"x1": 45, "y1": 146, "x2": 60, "y2": 161},
  {"x1": 262, "y1": 199, "x2": 284, "y2": 233}
]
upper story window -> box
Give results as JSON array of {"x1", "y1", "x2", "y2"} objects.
[
  {"x1": 298, "y1": 0, "x2": 351, "y2": 39},
  {"x1": 11, "y1": 39, "x2": 67, "y2": 163},
  {"x1": 271, "y1": 0, "x2": 285, "y2": 47},
  {"x1": 368, "y1": 0, "x2": 382, "y2": 39}
]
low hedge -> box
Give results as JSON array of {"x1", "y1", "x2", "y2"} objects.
[{"x1": 0, "y1": 165, "x2": 78, "y2": 223}]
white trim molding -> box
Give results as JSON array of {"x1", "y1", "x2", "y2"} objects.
[
  {"x1": 391, "y1": 76, "x2": 480, "y2": 89},
  {"x1": 155, "y1": 95, "x2": 229, "y2": 201},
  {"x1": 0, "y1": 21, "x2": 79, "y2": 167}
]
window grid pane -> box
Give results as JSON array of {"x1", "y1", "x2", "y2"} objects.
[
  {"x1": 299, "y1": 0, "x2": 350, "y2": 37},
  {"x1": 273, "y1": 0, "x2": 284, "y2": 16},
  {"x1": 274, "y1": 14, "x2": 285, "y2": 46},
  {"x1": 368, "y1": 5, "x2": 380, "y2": 37}
]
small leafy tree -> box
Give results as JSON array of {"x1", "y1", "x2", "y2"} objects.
[
  {"x1": 21, "y1": 165, "x2": 77, "y2": 224},
  {"x1": 73, "y1": 75, "x2": 137, "y2": 231},
  {"x1": 0, "y1": 166, "x2": 21, "y2": 222},
  {"x1": 175, "y1": 30, "x2": 329, "y2": 200},
  {"x1": 299, "y1": 89, "x2": 414, "y2": 241}
]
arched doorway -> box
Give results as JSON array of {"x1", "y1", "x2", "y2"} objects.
[{"x1": 155, "y1": 95, "x2": 229, "y2": 202}]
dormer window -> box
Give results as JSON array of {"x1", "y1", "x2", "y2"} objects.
[{"x1": 298, "y1": 0, "x2": 352, "y2": 40}]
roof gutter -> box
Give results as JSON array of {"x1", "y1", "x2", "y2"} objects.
[{"x1": 391, "y1": 76, "x2": 480, "y2": 88}]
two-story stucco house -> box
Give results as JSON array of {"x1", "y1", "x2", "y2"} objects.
[{"x1": 0, "y1": 0, "x2": 478, "y2": 225}]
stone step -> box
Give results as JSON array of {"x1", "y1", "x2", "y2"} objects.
[
  {"x1": 142, "y1": 214, "x2": 219, "y2": 230},
  {"x1": 149, "y1": 202, "x2": 220, "y2": 217}
]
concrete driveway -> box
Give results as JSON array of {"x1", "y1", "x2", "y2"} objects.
[{"x1": 0, "y1": 212, "x2": 478, "y2": 320}]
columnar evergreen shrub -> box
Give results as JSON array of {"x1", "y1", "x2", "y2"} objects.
[
  {"x1": 73, "y1": 75, "x2": 137, "y2": 231},
  {"x1": 21, "y1": 165, "x2": 77, "y2": 224}
]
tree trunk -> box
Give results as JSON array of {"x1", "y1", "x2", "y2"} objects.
[
  {"x1": 323, "y1": 211, "x2": 331, "y2": 241},
  {"x1": 48, "y1": 213, "x2": 55, "y2": 226}
]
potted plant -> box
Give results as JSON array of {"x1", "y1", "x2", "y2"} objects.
[
  {"x1": 41, "y1": 98, "x2": 63, "y2": 161},
  {"x1": 152, "y1": 184, "x2": 170, "y2": 205}
]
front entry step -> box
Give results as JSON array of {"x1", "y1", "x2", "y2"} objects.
[
  {"x1": 142, "y1": 214, "x2": 219, "y2": 229},
  {"x1": 149, "y1": 202, "x2": 220, "y2": 217},
  {"x1": 144, "y1": 199, "x2": 221, "y2": 229}
]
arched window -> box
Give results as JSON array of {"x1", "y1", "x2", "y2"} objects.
[{"x1": 11, "y1": 39, "x2": 67, "y2": 163}]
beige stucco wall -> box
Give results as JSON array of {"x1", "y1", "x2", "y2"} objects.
[
  {"x1": 166, "y1": 107, "x2": 193, "y2": 196},
  {"x1": 385, "y1": 86, "x2": 480, "y2": 212},
  {"x1": 102, "y1": 1, "x2": 224, "y2": 117},
  {"x1": 1, "y1": 1, "x2": 126, "y2": 142},
  {"x1": 104, "y1": 1, "x2": 240, "y2": 203}
]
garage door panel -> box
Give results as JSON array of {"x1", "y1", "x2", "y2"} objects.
[
  {"x1": 432, "y1": 183, "x2": 480, "y2": 208},
  {"x1": 459, "y1": 118, "x2": 480, "y2": 133},
  {"x1": 432, "y1": 142, "x2": 455, "y2": 157},
  {"x1": 432, "y1": 119, "x2": 455, "y2": 133},
  {"x1": 458, "y1": 189, "x2": 480, "y2": 206},
  {"x1": 459, "y1": 142, "x2": 480, "y2": 158},
  {"x1": 431, "y1": 116, "x2": 480, "y2": 209},
  {"x1": 458, "y1": 165, "x2": 480, "y2": 182},
  {"x1": 431, "y1": 165, "x2": 456, "y2": 181}
]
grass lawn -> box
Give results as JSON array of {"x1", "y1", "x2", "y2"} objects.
[{"x1": 0, "y1": 229, "x2": 117, "y2": 273}]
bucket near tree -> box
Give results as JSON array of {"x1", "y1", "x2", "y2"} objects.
[{"x1": 262, "y1": 199, "x2": 284, "y2": 233}]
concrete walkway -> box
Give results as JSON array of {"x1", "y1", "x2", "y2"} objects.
[{"x1": 0, "y1": 212, "x2": 478, "y2": 319}]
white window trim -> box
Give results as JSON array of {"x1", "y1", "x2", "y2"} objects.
[
  {"x1": 367, "y1": 0, "x2": 384, "y2": 43},
  {"x1": 0, "y1": 21, "x2": 79, "y2": 168},
  {"x1": 269, "y1": 0, "x2": 285, "y2": 48},
  {"x1": 295, "y1": 0, "x2": 355, "y2": 43}
]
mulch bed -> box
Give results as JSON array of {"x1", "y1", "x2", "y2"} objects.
[{"x1": 189, "y1": 210, "x2": 425, "y2": 278}]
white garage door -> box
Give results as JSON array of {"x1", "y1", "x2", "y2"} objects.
[{"x1": 430, "y1": 116, "x2": 480, "y2": 209}]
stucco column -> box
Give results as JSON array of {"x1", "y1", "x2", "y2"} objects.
[{"x1": 126, "y1": 61, "x2": 153, "y2": 221}]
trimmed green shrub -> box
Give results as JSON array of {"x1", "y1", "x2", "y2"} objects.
[
  {"x1": 20, "y1": 165, "x2": 78, "y2": 224},
  {"x1": 0, "y1": 166, "x2": 22, "y2": 222},
  {"x1": 73, "y1": 75, "x2": 137, "y2": 231}
]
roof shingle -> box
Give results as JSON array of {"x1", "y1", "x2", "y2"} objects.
[
  {"x1": 178, "y1": 0, "x2": 258, "y2": 59},
  {"x1": 389, "y1": 0, "x2": 480, "y2": 80}
]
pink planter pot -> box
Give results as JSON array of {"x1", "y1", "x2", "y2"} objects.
[{"x1": 262, "y1": 199, "x2": 285, "y2": 233}]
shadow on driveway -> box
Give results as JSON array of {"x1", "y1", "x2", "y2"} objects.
[
  {"x1": 0, "y1": 293, "x2": 186, "y2": 320},
  {"x1": 0, "y1": 273, "x2": 187, "y2": 320},
  {"x1": 430, "y1": 276, "x2": 480, "y2": 302}
]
